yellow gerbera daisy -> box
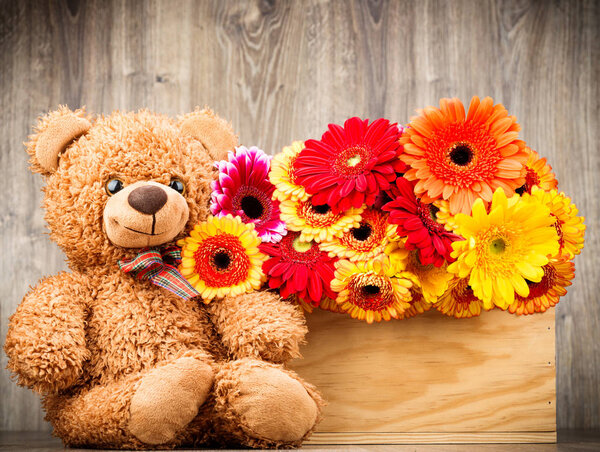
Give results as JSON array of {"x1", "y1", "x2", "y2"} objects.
[
  {"x1": 506, "y1": 257, "x2": 575, "y2": 315},
  {"x1": 331, "y1": 259, "x2": 413, "y2": 323},
  {"x1": 526, "y1": 187, "x2": 585, "y2": 259},
  {"x1": 321, "y1": 208, "x2": 395, "y2": 262},
  {"x1": 434, "y1": 276, "x2": 488, "y2": 318},
  {"x1": 270, "y1": 141, "x2": 309, "y2": 202},
  {"x1": 447, "y1": 188, "x2": 560, "y2": 309},
  {"x1": 515, "y1": 148, "x2": 558, "y2": 195},
  {"x1": 178, "y1": 215, "x2": 267, "y2": 302},
  {"x1": 279, "y1": 196, "x2": 363, "y2": 243},
  {"x1": 385, "y1": 240, "x2": 453, "y2": 304}
]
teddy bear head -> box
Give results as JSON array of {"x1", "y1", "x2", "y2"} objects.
[{"x1": 26, "y1": 106, "x2": 238, "y2": 268}]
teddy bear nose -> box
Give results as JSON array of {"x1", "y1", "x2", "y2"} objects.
[{"x1": 128, "y1": 185, "x2": 168, "y2": 215}]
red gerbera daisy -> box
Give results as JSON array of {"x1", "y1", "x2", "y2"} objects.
[
  {"x1": 260, "y1": 231, "x2": 338, "y2": 306},
  {"x1": 294, "y1": 117, "x2": 406, "y2": 213},
  {"x1": 383, "y1": 177, "x2": 461, "y2": 267}
]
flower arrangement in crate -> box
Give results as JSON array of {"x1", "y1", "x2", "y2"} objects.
[{"x1": 178, "y1": 97, "x2": 585, "y2": 323}]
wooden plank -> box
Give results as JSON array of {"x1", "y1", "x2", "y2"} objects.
[
  {"x1": 305, "y1": 431, "x2": 557, "y2": 445},
  {"x1": 289, "y1": 309, "x2": 556, "y2": 436}
]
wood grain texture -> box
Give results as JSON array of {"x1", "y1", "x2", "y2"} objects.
[
  {"x1": 289, "y1": 309, "x2": 556, "y2": 440},
  {"x1": 0, "y1": 0, "x2": 598, "y2": 432}
]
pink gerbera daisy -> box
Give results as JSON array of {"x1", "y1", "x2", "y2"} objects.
[
  {"x1": 383, "y1": 176, "x2": 461, "y2": 267},
  {"x1": 211, "y1": 146, "x2": 286, "y2": 243},
  {"x1": 294, "y1": 117, "x2": 406, "y2": 213}
]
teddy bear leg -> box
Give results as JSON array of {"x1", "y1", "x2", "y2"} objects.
[
  {"x1": 211, "y1": 358, "x2": 323, "y2": 448},
  {"x1": 44, "y1": 352, "x2": 214, "y2": 449}
]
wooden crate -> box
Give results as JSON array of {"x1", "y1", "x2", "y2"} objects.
[{"x1": 289, "y1": 308, "x2": 556, "y2": 445}]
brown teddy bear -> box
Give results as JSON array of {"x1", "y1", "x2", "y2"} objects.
[{"x1": 4, "y1": 107, "x2": 324, "y2": 449}]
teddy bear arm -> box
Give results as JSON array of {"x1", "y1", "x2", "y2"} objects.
[
  {"x1": 208, "y1": 291, "x2": 308, "y2": 364},
  {"x1": 4, "y1": 271, "x2": 91, "y2": 394}
]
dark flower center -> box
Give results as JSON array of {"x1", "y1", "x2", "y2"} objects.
[
  {"x1": 312, "y1": 203, "x2": 331, "y2": 215},
  {"x1": 429, "y1": 203, "x2": 440, "y2": 220},
  {"x1": 213, "y1": 251, "x2": 231, "y2": 271},
  {"x1": 241, "y1": 195, "x2": 264, "y2": 219},
  {"x1": 352, "y1": 223, "x2": 372, "y2": 241},
  {"x1": 362, "y1": 284, "x2": 381, "y2": 297},
  {"x1": 449, "y1": 143, "x2": 474, "y2": 166}
]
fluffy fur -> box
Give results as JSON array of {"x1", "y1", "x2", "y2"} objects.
[{"x1": 4, "y1": 107, "x2": 324, "y2": 449}]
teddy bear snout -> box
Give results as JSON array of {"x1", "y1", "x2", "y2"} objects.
[
  {"x1": 128, "y1": 185, "x2": 168, "y2": 215},
  {"x1": 103, "y1": 181, "x2": 189, "y2": 249}
]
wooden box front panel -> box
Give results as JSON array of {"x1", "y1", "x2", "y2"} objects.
[{"x1": 289, "y1": 309, "x2": 556, "y2": 444}]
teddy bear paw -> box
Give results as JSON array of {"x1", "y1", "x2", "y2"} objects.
[
  {"x1": 128, "y1": 357, "x2": 214, "y2": 445},
  {"x1": 228, "y1": 363, "x2": 319, "y2": 444}
]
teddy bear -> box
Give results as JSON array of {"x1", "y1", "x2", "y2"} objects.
[{"x1": 4, "y1": 106, "x2": 324, "y2": 449}]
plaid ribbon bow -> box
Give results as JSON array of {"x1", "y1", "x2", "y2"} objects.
[{"x1": 118, "y1": 246, "x2": 200, "y2": 300}]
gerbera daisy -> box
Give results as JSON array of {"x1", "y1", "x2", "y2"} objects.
[
  {"x1": 279, "y1": 197, "x2": 364, "y2": 243},
  {"x1": 447, "y1": 188, "x2": 560, "y2": 309},
  {"x1": 526, "y1": 187, "x2": 585, "y2": 259},
  {"x1": 178, "y1": 215, "x2": 267, "y2": 302},
  {"x1": 506, "y1": 258, "x2": 575, "y2": 315},
  {"x1": 515, "y1": 148, "x2": 558, "y2": 195},
  {"x1": 269, "y1": 141, "x2": 309, "y2": 203},
  {"x1": 320, "y1": 208, "x2": 395, "y2": 262},
  {"x1": 211, "y1": 146, "x2": 286, "y2": 243},
  {"x1": 382, "y1": 177, "x2": 461, "y2": 267},
  {"x1": 402, "y1": 247, "x2": 454, "y2": 304},
  {"x1": 294, "y1": 117, "x2": 405, "y2": 213},
  {"x1": 260, "y1": 231, "x2": 338, "y2": 307},
  {"x1": 398, "y1": 286, "x2": 432, "y2": 320},
  {"x1": 331, "y1": 259, "x2": 413, "y2": 324},
  {"x1": 401, "y1": 96, "x2": 529, "y2": 214},
  {"x1": 432, "y1": 199, "x2": 460, "y2": 233},
  {"x1": 434, "y1": 277, "x2": 487, "y2": 319}
]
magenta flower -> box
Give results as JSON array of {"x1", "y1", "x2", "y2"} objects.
[{"x1": 211, "y1": 146, "x2": 286, "y2": 243}]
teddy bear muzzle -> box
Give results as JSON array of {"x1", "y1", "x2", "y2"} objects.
[{"x1": 103, "y1": 180, "x2": 189, "y2": 248}]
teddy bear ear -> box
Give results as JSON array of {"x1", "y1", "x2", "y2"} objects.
[
  {"x1": 25, "y1": 106, "x2": 92, "y2": 176},
  {"x1": 178, "y1": 108, "x2": 238, "y2": 162}
]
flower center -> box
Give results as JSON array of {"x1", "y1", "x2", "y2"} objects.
[
  {"x1": 490, "y1": 238, "x2": 507, "y2": 254},
  {"x1": 241, "y1": 195, "x2": 264, "y2": 219},
  {"x1": 194, "y1": 235, "x2": 251, "y2": 287},
  {"x1": 346, "y1": 155, "x2": 361, "y2": 167},
  {"x1": 212, "y1": 250, "x2": 231, "y2": 271},
  {"x1": 334, "y1": 145, "x2": 371, "y2": 177},
  {"x1": 292, "y1": 235, "x2": 313, "y2": 253},
  {"x1": 348, "y1": 273, "x2": 394, "y2": 312},
  {"x1": 311, "y1": 203, "x2": 331, "y2": 214},
  {"x1": 362, "y1": 284, "x2": 381, "y2": 297},
  {"x1": 429, "y1": 203, "x2": 440, "y2": 221},
  {"x1": 351, "y1": 223, "x2": 372, "y2": 241},
  {"x1": 516, "y1": 168, "x2": 541, "y2": 195},
  {"x1": 449, "y1": 143, "x2": 474, "y2": 166}
]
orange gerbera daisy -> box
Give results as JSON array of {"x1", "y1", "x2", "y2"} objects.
[
  {"x1": 434, "y1": 277, "x2": 488, "y2": 319},
  {"x1": 401, "y1": 96, "x2": 529, "y2": 214},
  {"x1": 506, "y1": 258, "x2": 575, "y2": 315},
  {"x1": 515, "y1": 148, "x2": 558, "y2": 195},
  {"x1": 527, "y1": 187, "x2": 585, "y2": 259}
]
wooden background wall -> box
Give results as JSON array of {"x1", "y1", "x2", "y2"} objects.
[{"x1": 0, "y1": 0, "x2": 598, "y2": 432}]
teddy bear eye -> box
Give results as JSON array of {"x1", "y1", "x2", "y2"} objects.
[
  {"x1": 168, "y1": 179, "x2": 185, "y2": 195},
  {"x1": 105, "y1": 178, "x2": 124, "y2": 196}
]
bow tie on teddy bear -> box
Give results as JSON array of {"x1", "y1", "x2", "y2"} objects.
[{"x1": 118, "y1": 246, "x2": 200, "y2": 300}]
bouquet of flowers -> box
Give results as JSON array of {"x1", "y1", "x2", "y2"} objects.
[{"x1": 178, "y1": 96, "x2": 585, "y2": 323}]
